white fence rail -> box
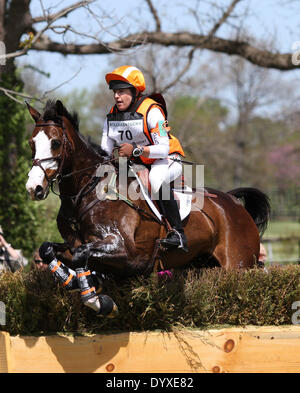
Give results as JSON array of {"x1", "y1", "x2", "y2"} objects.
[{"x1": 262, "y1": 237, "x2": 300, "y2": 265}]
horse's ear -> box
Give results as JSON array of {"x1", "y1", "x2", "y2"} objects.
[
  {"x1": 56, "y1": 100, "x2": 64, "y2": 116},
  {"x1": 26, "y1": 101, "x2": 41, "y2": 122}
]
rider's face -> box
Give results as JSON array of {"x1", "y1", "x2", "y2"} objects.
[{"x1": 113, "y1": 88, "x2": 133, "y2": 111}]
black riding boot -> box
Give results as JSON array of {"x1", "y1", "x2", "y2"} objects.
[{"x1": 158, "y1": 187, "x2": 188, "y2": 252}]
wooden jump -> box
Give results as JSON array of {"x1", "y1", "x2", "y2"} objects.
[{"x1": 1, "y1": 326, "x2": 300, "y2": 373}]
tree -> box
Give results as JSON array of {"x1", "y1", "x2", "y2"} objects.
[
  {"x1": 4, "y1": 0, "x2": 298, "y2": 70},
  {"x1": 0, "y1": 71, "x2": 42, "y2": 255},
  {"x1": 0, "y1": 0, "x2": 299, "y2": 252},
  {"x1": 168, "y1": 95, "x2": 231, "y2": 188},
  {"x1": 1, "y1": 1, "x2": 300, "y2": 87}
]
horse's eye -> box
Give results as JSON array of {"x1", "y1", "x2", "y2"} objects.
[{"x1": 51, "y1": 139, "x2": 61, "y2": 149}]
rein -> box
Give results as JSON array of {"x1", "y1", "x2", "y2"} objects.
[
  {"x1": 31, "y1": 125, "x2": 169, "y2": 230},
  {"x1": 169, "y1": 156, "x2": 198, "y2": 166},
  {"x1": 31, "y1": 121, "x2": 117, "y2": 199},
  {"x1": 50, "y1": 155, "x2": 120, "y2": 199}
]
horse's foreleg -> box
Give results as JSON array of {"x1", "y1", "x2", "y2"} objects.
[
  {"x1": 40, "y1": 242, "x2": 116, "y2": 316},
  {"x1": 68, "y1": 236, "x2": 134, "y2": 317},
  {"x1": 39, "y1": 242, "x2": 80, "y2": 291},
  {"x1": 72, "y1": 247, "x2": 119, "y2": 317},
  {"x1": 51, "y1": 241, "x2": 80, "y2": 267},
  {"x1": 39, "y1": 243, "x2": 110, "y2": 315},
  {"x1": 72, "y1": 233, "x2": 132, "y2": 275},
  {"x1": 54, "y1": 247, "x2": 74, "y2": 266},
  {"x1": 52, "y1": 238, "x2": 123, "y2": 317},
  {"x1": 75, "y1": 267, "x2": 118, "y2": 318}
]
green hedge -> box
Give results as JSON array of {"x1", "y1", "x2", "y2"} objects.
[
  {"x1": 0, "y1": 72, "x2": 42, "y2": 257},
  {"x1": 1, "y1": 266, "x2": 300, "y2": 335}
]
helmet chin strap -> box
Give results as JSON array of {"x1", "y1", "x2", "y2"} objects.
[
  {"x1": 129, "y1": 87, "x2": 140, "y2": 110},
  {"x1": 110, "y1": 83, "x2": 141, "y2": 112}
]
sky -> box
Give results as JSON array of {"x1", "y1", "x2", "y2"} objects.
[{"x1": 18, "y1": 0, "x2": 300, "y2": 96}]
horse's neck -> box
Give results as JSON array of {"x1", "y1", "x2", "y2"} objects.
[{"x1": 61, "y1": 120, "x2": 102, "y2": 194}]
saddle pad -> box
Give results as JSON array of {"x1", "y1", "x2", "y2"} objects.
[{"x1": 133, "y1": 167, "x2": 192, "y2": 222}]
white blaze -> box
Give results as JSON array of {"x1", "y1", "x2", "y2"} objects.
[{"x1": 26, "y1": 131, "x2": 58, "y2": 193}]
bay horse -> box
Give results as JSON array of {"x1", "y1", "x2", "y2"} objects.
[{"x1": 26, "y1": 100, "x2": 270, "y2": 310}]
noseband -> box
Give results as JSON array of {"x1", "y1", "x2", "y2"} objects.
[{"x1": 31, "y1": 122, "x2": 70, "y2": 185}]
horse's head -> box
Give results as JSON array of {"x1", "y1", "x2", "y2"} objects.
[{"x1": 26, "y1": 100, "x2": 74, "y2": 200}]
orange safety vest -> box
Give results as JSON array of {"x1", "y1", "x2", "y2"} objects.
[{"x1": 109, "y1": 96, "x2": 185, "y2": 165}]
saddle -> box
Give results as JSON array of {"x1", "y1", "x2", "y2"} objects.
[
  {"x1": 131, "y1": 166, "x2": 218, "y2": 222},
  {"x1": 97, "y1": 163, "x2": 217, "y2": 223}
]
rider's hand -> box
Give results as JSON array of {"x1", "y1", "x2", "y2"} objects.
[
  {"x1": 119, "y1": 143, "x2": 134, "y2": 158},
  {"x1": 0, "y1": 235, "x2": 4, "y2": 248},
  {"x1": 0, "y1": 234, "x2": 11, "y2": 250},
  {"x1": 39, "y1": 242, "x2": 56, "y2": 264}
]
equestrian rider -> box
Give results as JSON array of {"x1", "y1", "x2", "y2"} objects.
[{"x1": 101, "y1": 65, "x2": 188, "y2": 251}]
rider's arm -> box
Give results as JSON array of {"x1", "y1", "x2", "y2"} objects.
[
  {"x1": 101, "y1": 121, "x2": 115, "y2": 156},
  {"x1": 141, "y1": 107, "x2": 169, "y2": 159},
  {"x1": 0, "y1": 234, "x2": 19, "y2": 260}
]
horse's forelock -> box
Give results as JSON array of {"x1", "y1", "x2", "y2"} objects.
[
  {"x1": 42, "y1": 100, "x2": 79, "y2": 131},
  {"x1": 43, "y1": 102, "x2": 61, "y2": 125}
]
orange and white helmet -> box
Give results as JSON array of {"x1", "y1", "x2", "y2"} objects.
[{"x1": 105, "y1": 65, "x2": 146, "y2": 92}]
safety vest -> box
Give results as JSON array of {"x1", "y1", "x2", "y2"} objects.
[{"x1": 107, "y1": 96, "x2": 185, "y2": 165}]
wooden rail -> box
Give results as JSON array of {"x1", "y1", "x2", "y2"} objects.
[{"x1": 2, "y1": 326, "x2": 300, "y2": 373}]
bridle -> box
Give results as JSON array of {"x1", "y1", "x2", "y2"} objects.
[
  {"x1": 30, "y1": 121, "x2": 163, "y2": 227},
  {"x1": 30, "y1": 121, "x2": 116, "y2": 197},
  {"x1": 31, "y1": 121, "x2": 70, "y2": 186}
]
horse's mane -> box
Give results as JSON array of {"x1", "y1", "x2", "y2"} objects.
[{"x1": 42, "y1": 100, "x2": 108, "y2": 157}]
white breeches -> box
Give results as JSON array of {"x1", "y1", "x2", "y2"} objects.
[{"x1": 149, "y1": 154, "x2": 182, "y2": 195}]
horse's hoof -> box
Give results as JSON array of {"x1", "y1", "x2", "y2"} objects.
[
  {"x1": 39, "y1": 241, "x2": 55, "y2": 264},
  {"x1": 107, "y1": 303, "x2": 119, "y2": 319},
  {"x1": 97, "y1": 295, "x2": 118, "y2": 318}
]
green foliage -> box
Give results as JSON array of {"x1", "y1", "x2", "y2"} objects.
[
  {"x1": 57, "y1": 87, "x2": 109, "y2": 142},
  {"x1": 35, "y1": 193, "x2": 63, "y2": 244},
  {"x1": 265, "y1": 221, "x2": 300, "y2": 239},
  {"x1": 0, "y1": 71, "x2": 43, "y2": 257},
  {"x1": 167, "y1": 94, "x2": 300, "y2": 199},
  {"x1": 1, "y1": 266, "x2": 300, "y2": 335},
  {"x1": 168, "y1": 96, "x2": 232, "y2": 188}
]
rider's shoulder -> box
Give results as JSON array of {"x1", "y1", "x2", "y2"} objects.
[{"x1": 137, "y1": 94, "x2": 167, "y2": 118}]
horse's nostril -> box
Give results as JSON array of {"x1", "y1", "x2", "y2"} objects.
[{"x1": 35, "y1": 185, "x2": 44, "y2": 200}]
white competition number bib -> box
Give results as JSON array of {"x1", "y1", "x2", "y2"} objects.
[{"x1": 108, "y1": 119, "x2": 149, "y2": 146}]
